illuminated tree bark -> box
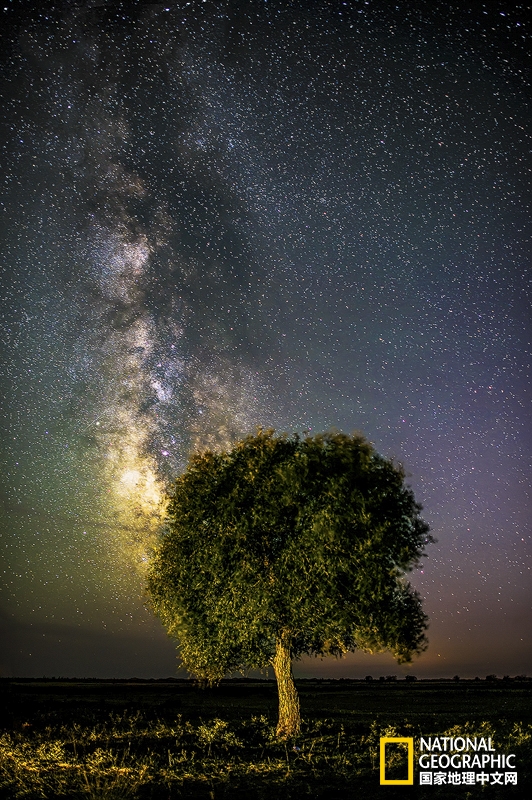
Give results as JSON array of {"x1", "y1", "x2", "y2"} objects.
[{"x1": 273, "y1": 630, "x2": 300, "y2": 738}]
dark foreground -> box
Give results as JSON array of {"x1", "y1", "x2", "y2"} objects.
[{"x1": 0, "y1": 678, "x2": 530, "y2": 799}]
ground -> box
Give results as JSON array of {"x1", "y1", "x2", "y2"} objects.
[{"x1": 0, "y1": 678, "x2": 530, "y2": 798}]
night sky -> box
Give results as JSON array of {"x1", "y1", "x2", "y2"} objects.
[{"x1": 1, "y1": 0, "x2": 530, "y2": 680}]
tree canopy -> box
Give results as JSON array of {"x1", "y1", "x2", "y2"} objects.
[{"x1": 147, "y1": 429, "x2": 432, "y2": 736}]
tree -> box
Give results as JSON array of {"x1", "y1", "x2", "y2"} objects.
[{"x1": 146, "y1": 429, "x2": 432, "y2": 738}]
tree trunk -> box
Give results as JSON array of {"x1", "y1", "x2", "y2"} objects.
[{"x1": 272, "y1": 630, "x2": 300, "y2": 738}]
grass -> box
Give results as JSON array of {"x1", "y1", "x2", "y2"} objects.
[{"x1": 0, "y1": 679, "x2": 530, "y2": 798}]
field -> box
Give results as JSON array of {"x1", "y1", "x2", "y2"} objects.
[{"x1": 0, "y1": 678, "x2": 530, "y2": 799}]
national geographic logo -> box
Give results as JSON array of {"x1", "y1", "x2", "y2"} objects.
[
  {"x1": 379, "y1": 736, "x2": 518, "y2": 787},
  {"x1": 380, "y1": 738, "x2": 414, "y2": 785}
]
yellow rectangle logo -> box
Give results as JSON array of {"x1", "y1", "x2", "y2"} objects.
[{"x1": 380, "y1": 737, "x2": 414, "y2": 785}]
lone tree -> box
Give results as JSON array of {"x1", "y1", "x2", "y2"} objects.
[{"x1": 147, "y1": 430, "x2": 432, "y2": 737}]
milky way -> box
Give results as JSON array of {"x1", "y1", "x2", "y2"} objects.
[{"x1": 0, "y1": 1, "x2": 530, "y2": 678}]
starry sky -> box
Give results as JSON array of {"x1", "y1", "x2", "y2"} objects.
[{"x1": 0, "y1": 0, "x2": 530, "y2": 680}]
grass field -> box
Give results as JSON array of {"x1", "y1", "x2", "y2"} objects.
[{"x1": 0, "y1": 678, "x2": 530, "y2": 798}]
